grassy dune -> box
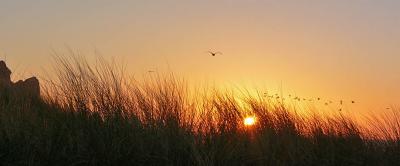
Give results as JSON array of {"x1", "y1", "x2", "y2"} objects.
[{"x1": 0, "y1": 56, "x2": 399, "y2": 166}]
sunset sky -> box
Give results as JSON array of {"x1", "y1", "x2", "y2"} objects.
[{"x1": 1, "y1": 0, "x2": 399, "y2": 111}]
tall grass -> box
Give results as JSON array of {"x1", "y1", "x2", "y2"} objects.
[{"x1": 0, "y1": 55, "x2": 399, "y2": 165}]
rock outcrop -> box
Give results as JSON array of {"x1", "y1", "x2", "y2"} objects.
[
  {"x1": 0, "y1": 61, "x2": 12, "y2": 87},
  {"x1": 0, "y1": 61, "x2": 40, "y2": 98}
]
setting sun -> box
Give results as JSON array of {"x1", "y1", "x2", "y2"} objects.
[{"x1": 244, "y1": 116, "x2": 256, "y2": 126}]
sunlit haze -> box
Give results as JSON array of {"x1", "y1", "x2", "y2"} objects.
[{"x1": 1, "y1": 1, "x2": 399, "y2": 112}]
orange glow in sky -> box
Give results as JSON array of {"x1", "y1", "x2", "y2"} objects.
[{"x1": 0, "y1": 1, "x2": 399, "y2": 113}]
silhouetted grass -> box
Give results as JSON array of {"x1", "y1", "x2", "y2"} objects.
[{"x1": 0, "y1": 55, "x2": 399, "y2": 166}]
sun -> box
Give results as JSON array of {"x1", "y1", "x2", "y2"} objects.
[{"x1": 244, "y1": 116, "x2": 256, "y2": 126}]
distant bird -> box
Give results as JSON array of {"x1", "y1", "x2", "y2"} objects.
[
  {"x1": 208, "y1": 51, "x2": 222, "y2": 56},
  {"x1": 386, "y1": 107, "x2": 391, "y2": 110},
  {"x1": 317, "y1": 97, "x2": 321, "y2": 101},
  {"x1": 351, "y1": 101, "x2": 355, "y2": 104}
]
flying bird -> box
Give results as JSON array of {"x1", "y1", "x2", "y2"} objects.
[{"x1": 207, "y1": 51, "x2": 222, "y2": 56}]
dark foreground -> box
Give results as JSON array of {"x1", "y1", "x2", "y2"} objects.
[{"x1": 2, "y1": 91, "x2": 400, "y2": 166}]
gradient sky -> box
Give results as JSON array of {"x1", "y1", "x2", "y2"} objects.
[{"x1": 1, "y1": 0, "x2": 399, "y2": 111}]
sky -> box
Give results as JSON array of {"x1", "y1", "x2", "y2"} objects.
[{"x1": 1, "y1": 0, "x2": 399, "y2": 112}]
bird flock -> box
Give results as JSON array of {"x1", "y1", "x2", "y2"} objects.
[{"x1": 263, "y1": 92, "x2": 358, "y2": 111}]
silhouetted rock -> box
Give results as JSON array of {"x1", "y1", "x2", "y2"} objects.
[
  {"x1": 14, "y1": 77, "x2": 40, "y2": 97},
  {"x1": 0, "y1": 61, "x2": 12, "y2": 87},
  {"x1": 0, "y1": 61, "x2": 40, "y2": 98}
]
